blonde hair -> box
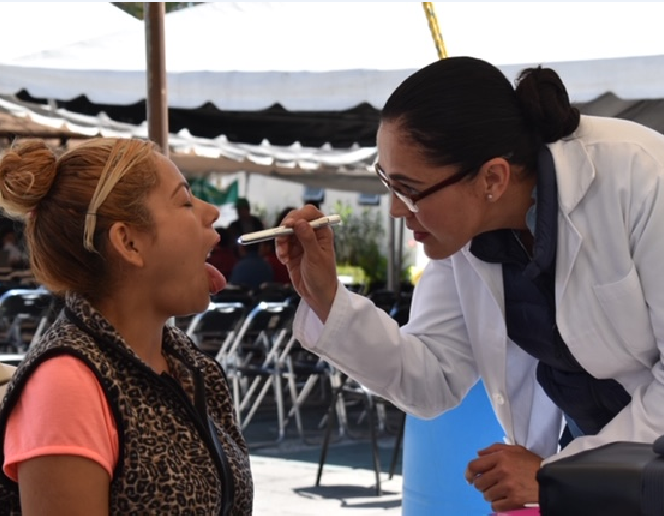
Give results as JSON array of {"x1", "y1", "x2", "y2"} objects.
[{"x1": 0, "y1": 138, "x2": 159, "y2": 299}]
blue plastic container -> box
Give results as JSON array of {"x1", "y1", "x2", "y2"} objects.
[{"x1": 402, "y1": 382, "x2": 505, "y2": 515}]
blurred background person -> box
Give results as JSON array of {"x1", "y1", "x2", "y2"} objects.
[
  {"x1": 229, "y1": 242, "x2": 274, "y2": 291},
  {"x1": 228, "y1": 198, "x2": 264, "y2": 247},
  {"x1": 207, "y1": 226, "x2": 238, "y2": 281},
  {"x1": 261, "y1": 207, "x2": 294, "y2": 285}
]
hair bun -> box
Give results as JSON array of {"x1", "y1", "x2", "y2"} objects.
[
  {"x1": 515, "y1": 66, "x2": 580, "y2": 143},
  {"x1": 0, "y1": 139, "x2": 58, "y2": 218}
]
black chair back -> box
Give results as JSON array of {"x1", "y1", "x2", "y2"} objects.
[
  {"x1": 368, "y1": 289, "x2": 398, "y2": 314},
  {"x1": 198, "y1": 305, "x2": 247, "y2": 334}
]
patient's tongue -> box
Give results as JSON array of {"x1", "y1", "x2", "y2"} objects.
[{"x1": 205, "y1": 263, "x2": 227, "y2": 294}]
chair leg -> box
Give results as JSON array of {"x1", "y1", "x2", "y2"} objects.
[
  {"x1": 285, "y1": 359, "x2": 305, "y2": 441},
  {"x1": 316, "y1": 387, "x2": 340, "y2": 487},
  {"x1": 240, "y1": 376, "x2": 272, "y2": 431},
  {"x1": 389, "y1": 411, "x2": 406, "y2": 480},
  {"x1": 274, "y1": 370, "x2": 286, "y2": 441},
  {"x1": 366, "y1": 394, "x2": 382, "y2": 496},
  {"x1": 328, "y1": 371, "x2": 348, "y2": 438}
]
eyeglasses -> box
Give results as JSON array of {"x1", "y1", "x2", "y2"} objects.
[{"x1": 374, "y1": 162, "x2": 469, "y2": 213}]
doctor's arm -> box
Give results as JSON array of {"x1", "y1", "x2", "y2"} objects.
[{"x1": 293, "y1": 258, "x2": 480, "y2": 418}]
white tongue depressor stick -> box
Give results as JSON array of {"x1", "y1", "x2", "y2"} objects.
[{"x1": 237, "y1": 214, "x2": 342, "y2": 245}]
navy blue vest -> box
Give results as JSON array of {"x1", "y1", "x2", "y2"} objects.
[{"x1": 470, "y1": 147, "x2": 631, "y2": 438}]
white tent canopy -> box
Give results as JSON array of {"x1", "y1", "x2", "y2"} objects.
[
  {"x1": 1, "y1": 2, "x2": 664, "y2": 109},
  {"x1": 0, "y1": 2, "x2": 140, "y2": 62}
]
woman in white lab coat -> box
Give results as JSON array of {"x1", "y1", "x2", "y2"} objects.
[{"x1": 276, "y1": 56, "x2": 664, "y2": 512}]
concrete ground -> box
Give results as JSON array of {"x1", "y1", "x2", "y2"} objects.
[
  {"x1": 244, "y1": 400, "x2": 404, "y2": 515},
  {"x1": 251, "y1": 453, "x2": 402, "y2": 515}
]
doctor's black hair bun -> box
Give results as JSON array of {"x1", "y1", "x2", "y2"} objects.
[{"x1": 515, "y1": 66, "x2": 580, "y2": 144}]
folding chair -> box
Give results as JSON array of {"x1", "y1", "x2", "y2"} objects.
[
  {"x1": 253, "y1": 284, "x2": 298, "y2": 305},
  {"x1": 0, "y1": 289, "x2": 51, "y2": 352},
  {"x1": 315, "y1": 292, "x2": 412, "y2": 494},
  {"x1": 389, "y1": 304, "x2": 411, "y2": 328},
  {"x1": 387, "y1": 299, "x2": 412, "y2": 479},
  {"x1": 316, "y1": 374, "x2": 389, "y2": 495},
  {"x1": 0, "y1": 354, "x2": 24, "y2": 367},
  {"x1": 210, "y1": 289, "x2": 255, "y2": 306},
  {"x1": 368, "y1": 289, "x2": 398, "y2": 314},
  {"x1": 238, "y1": 328, "x2": 303, "y2": 441},
  {"x1": 281, "y1": 341, "x2": 334, "y2": 443},
  {"x1": 224, "y1": 301, "x2": 296, "y2": 440},
  {"x1": 186, "y1": 302, "x2": 248, "y2": 360}
]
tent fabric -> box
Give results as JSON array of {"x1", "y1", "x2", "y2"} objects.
[
  {"x1": 3, "y1": 55, "x2": 664, "y2": 111},
  {"x1": 0, "y1": 95, "x2": 386, "y2": 194},
  {"x1": 0, "y1": 2, "x2": 140, "y2": 62},
  {"x1": 577, "y1": 93, "x2": 664, "y2": 135},
  {"x1": 2, "y1": 2, "x2": 664, "y2": 110}
]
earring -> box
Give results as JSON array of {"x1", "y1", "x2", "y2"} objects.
[{"x1": 486, "y1": 194, "x2": 493, "y2": 201}]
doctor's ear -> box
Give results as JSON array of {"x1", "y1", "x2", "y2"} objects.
[{"x1": 479, "y1": 157, "x2": 511, "y2": 200}]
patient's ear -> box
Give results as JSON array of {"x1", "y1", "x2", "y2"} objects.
[{"x1": 108, "y1": 222, "x2": 144, "y2": 268}]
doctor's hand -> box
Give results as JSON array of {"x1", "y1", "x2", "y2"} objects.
[
  {"x1": 465, "y1": 443, "x2": 542, "y2": 513},
  {"x1": 275, "y1": 205, "x2": 338, "y2": 322}
]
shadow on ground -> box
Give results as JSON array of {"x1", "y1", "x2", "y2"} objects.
[{"x1": 244, "y1": 399, "x2": 404, "y2": 476}]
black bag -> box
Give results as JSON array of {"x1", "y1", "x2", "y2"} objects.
[{"x1": 538, "y1": 437, "x2": 664, "y2": 516}]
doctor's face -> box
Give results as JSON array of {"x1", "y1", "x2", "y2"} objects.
[{"x1": 377, "y1": 121, "x2": 490, "y2": 260}]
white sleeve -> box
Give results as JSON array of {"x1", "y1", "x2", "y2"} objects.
[{"x1": 293, "y1": 259, "x2": 479, "y2": 418}]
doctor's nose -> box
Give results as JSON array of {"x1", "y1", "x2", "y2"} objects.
[{"x1": 389, "y1": 192, "x2": 411, "y2": 219}]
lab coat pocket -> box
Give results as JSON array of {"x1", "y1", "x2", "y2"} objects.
[{"x1": 593, "y1": 264, "x2": 656, "y2": 366}]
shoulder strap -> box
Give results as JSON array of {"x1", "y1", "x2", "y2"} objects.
[{"x1": 0, "y1": 364, "x2": 16, "y2": 386}]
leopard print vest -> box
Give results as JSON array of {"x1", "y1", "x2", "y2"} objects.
[{"x1": 0, "y1": 293, "x2": 253, "y2": 515}]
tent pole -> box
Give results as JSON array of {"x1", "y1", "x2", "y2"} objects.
[
  {"x1": 145, "y1": 2, "x2": 169, "y2": 157},
  {"x1": 387, "y1": 217, "x2": 396, "y2": 291},
  {"x1": 396, "y1": 218, "x2": 404, "y2": 296},
  {"x1": 145, "y1": 3, "x2": 174, "y2": 328},
  {"x1": 422, "y1": 2, "x2": 448, "y2": 59}
]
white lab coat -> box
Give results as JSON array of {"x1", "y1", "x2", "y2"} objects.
[{"x1": 294, "y1": 115, "x2": 664, "y2": 463}]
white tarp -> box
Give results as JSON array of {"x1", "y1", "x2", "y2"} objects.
[
  {"x1": 0, "y1": 96, "x2": 384, "y2": 194},
  {"x1": 0, "y1": 2, "x2": 140, "y2": 62},
  {"x1": 1, "y1": 2, "x2": 663, "y2": 109}
]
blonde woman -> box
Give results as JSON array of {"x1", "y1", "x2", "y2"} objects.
[{"x1": 0, "y1": 139, "x2": 252, "y2": 515}]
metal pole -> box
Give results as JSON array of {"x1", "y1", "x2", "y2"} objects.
[
  {"x1": 396, "y1": 218, "x2": 404, "y2": 296},
  {"x1": 145, "y1": 3, "x2": 169, "y2": 156},
  {"x1": 387, "y1": 217, "x2": 396, "y2": 291},
  {"x1": 145, "y1": 3, "x2": 175, "y2": 328},
  {"x1": 422, "y1": 2, "x2": 449, "y2": 60}
]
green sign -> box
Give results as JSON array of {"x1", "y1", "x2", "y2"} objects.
[{"x1": 190, "y1": 178, "x2": 239, "y2": 206}]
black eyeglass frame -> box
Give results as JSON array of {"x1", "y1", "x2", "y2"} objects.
[{"x1": 374, "y1": 162, "x2": 471, "y2": 212}]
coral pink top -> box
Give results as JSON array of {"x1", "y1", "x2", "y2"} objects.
[{"x1": 3, "y1": 356, "x2": 118, "y2": 481}]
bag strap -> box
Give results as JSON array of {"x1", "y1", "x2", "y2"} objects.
[{"x1": 0, "y1": 364, "x2": 16, "y2": 385}]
